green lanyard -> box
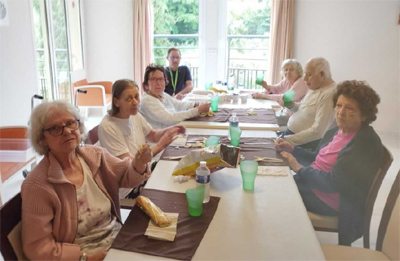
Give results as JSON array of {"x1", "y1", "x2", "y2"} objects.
[{"x1": 169, "y1": 68, "x2": 179, "y2": 95}]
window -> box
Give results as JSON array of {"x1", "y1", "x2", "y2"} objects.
[
  {"x1": 152, "y1": 0, "x2": 200, "y2": 87},
  {"x1": 227, "y1": 0, "x2": 270, "y2": 89},
  {"x1": 152, "y1": 0, "x2": 270, "y2": 90},
  {"x1": 32, "y1": 0, "x2": 84, "y2": 101}
]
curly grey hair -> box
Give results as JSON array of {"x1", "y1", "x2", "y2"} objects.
[
  {"x1": 29, "y1": 101, "x2": 86, "y2": 155},
  {"x1": 281, "y1": 59, "x2": 303, "y2": 77}
]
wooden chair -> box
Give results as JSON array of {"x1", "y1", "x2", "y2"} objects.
[
  {"x1": 308, "y1": 145, "x2": 393, "y2": 247},
  {"x1": 0, "y1": 193, "x2": 27, "y2": 260},
  {"x1": 322, "y1": 169, "x2": 400, "y2": 260}
]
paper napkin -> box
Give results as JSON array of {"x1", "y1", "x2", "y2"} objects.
[
  {"x1": 257, "y1": 166, "x2": 289, "y2": 176},
  {"x1": 144, "y1": 213, "x2": 179, "y2": 242}
]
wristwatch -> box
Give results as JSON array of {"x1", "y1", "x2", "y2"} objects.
[{"x1": 79, "y1": 252, "x2": 87, "y2": 261}]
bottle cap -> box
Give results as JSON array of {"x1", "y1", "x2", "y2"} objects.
[{"x1": 200, "y1": 161, "x2": 207, "y2": 166}]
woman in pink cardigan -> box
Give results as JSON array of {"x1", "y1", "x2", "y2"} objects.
[
  {"x1": 252, "y1": 59, "x2": 308, "y2": 103},
  {"x1": 21, "y1": 101, "x2": 152, "y2": 261}
]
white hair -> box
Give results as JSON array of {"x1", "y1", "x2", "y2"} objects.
[
  {"x1": 307, "y1": 57, "x2": 332, "y2": 80},
  {"x1": 281, "y1": 59, "x2": 303, "y2": 77},
  {"x1": 29, "y1": 101, "x2": 86, "y2": 155}
]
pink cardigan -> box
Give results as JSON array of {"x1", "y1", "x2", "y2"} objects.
[{"x1": 21, "y1": 145, "x2": 149, "y2": 261}]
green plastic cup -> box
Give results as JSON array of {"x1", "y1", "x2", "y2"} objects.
[
  {"x1": 229, "y1": 126, "x2": 242, "y2": 147},
  {"x1": 186, "y1": 187, "x2": 205, "y2": 217},
  {"x1": 205, "y1": 135, "x2": 220, "y2": 153},
  {"x1": 283, "y1": 90, "x2": 295, "y2": 108},
  {"x1": 255, "y1": 74, "x2": 264, "y2": 85},
  {"x1": 210, "y1": 96, "x2": 219, "y2": 112},
  {"x1": 240, "y1": 160, "x2": 258, "y2": 191}
]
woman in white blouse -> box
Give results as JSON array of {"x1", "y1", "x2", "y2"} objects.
[{"x1": 140, "y1": 64, "x2": 210, "y2": 129}]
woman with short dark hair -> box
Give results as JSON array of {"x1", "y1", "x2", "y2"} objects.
[
  {"x1": 140, "y1": 64, "x2": 210, "y2": 129},
  {"x1": 276, "y1": 80, "x2": 384, "y2": 245}
]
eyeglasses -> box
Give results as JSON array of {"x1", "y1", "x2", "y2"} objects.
[
  {"x1": 43, "y1": 119, "x2": 80, "y2": 136},
  {"x1": 168, "y1": 56, "x2": 181, "y2": 60},
  {"x1": 149, "y1": 77, "x2": 165, "y2": 83}
]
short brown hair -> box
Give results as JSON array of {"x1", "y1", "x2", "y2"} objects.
[
  {"x1": 142, "y1": 64, "x2": 167, "y2": 90},
  {"x1": 333, "y1": 80, "x2": 380, "y2": 125},
  {"x1": 167, "y1": 47, "x2": 181, "y2": 58}
]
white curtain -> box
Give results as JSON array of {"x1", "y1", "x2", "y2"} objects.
[
  {"x1": 133, "y1": 0, "x2": 154, "y2": 92},
  {"x1": 268, "y1": 0, "x2": 295, "y2": 84}
]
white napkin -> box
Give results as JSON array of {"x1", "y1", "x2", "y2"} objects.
[
  {"x1": 144, "y1": 213, "x2": 179, "y2": 241},
  {"x1": 170, "y1": 135, "x2": 188, "y2": 147},
  {"x1": 257, "y1": 166, "x2": 289, "y2": 176}
]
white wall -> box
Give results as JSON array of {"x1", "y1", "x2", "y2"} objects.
[
  {"x1": 294, "y1": 0, "x2": 400, "y2": 137},
  {"x1": 82, "y1": 0, "x2": 134, "y2": 82},
  {"x1": 0, "y1": 0, "x2": 38, "y2": 126}
]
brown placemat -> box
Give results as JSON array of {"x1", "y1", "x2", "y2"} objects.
[
  {"x1": 160, "y1": 135, "x2": 286, "y2": 166},
  {"x1": 188, "y1": 108, "x2": 277, "y2": 124},
  {"x1": 189, "y1": 108, "x2": 231, "y2": 122},
  {"x1": 231, "y1": 108, "x2": 277, "y2": 124},
  {"x1": 112, "y1": 189, "x2": 220, "y2": 261}
]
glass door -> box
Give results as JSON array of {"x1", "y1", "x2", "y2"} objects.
[{"x1": 32, "y1": 0, "x2": 83, "y2": 102}]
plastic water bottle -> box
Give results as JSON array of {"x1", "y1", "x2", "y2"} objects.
[
  {"x1": 196, "y1": 161, "x2": 210, "y2": 203},
  {"x1": 228, "y1": 112, "x2": 239, "y2": 140}
]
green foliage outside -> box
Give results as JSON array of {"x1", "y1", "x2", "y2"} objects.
[
  {"x1": 153, "y1": 0, "x2": 199, "y2": 65},
  {"x1": 153, "y1": 0, "x2": 270, "y2": 67}
]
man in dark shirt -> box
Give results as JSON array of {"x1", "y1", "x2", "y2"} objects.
[{"x1": 164, "y1": 47, "x2": 193, "y2": 99}]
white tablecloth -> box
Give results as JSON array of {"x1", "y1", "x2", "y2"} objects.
[{"x1": 106, "y1": 160, "x2": 325, "y2": 260}]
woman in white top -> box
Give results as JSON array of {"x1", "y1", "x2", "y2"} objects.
[
  {"x1": 98, "y1": 79, "x2": 185, "y2": 198},
  {"x1": 140, "y1": 64, "x2": 210, "y2": 129},
  {"x1": 252, "y1": 59, "x2": 308, "y2": 103}
]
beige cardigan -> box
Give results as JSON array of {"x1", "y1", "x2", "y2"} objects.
[{"x1": 21, "y1": 145, "x2": 149, "y2": 261}]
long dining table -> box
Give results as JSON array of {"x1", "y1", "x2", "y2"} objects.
[
  {"x1": 181, "y1": 95, "x2": 281, "y2": 131},
  {"x1": 105, "y1": 98, "x2": 325, "y2": 260},
  {"x1": 105, "y1": 128, "x2": 325, "y2": 260}
]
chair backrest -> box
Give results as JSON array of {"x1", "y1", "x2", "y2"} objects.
[
  {"x1": 73, "y1": 79, "x2": 112, "y2": 94},
  {"x1": 73, "y1": 79, "x2": 89, "y2": 87},
  {"x1": 85, "y1": 125, "x2": 99, "y2": 145},
  {"x1": 376, "y1": 169, "x2": 400, "y2": 260},
  {"x1": 74, "y1": 85, "x2": 108, "y2": 107},
  {"x1": 363, "y1": 145, "x2": 393, "y2": 248},
  {"x1": 0, "y1": 193, "x2": 22, "y2": 260},
  {"x1": 0, "y1": 127, "x2": 28, "y2": 139}
]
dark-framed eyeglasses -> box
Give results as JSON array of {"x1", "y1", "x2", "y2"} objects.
[{"x1": 43, "y1": 119, "x2": 80, "y2": 136}]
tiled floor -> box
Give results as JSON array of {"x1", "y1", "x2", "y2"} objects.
[{"x1": 316, "y1": 131, "x2": 400, "y2": 249}]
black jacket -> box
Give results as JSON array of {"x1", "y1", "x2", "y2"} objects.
[{"x1": 293, "y1": 125, "x2": 384, "y2": 245}]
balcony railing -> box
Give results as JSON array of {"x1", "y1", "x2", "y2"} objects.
[{"x1": 189, "y1": 66, "x2": 265, "y2": 90}]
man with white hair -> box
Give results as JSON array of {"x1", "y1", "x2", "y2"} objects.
[{"x1": 280, "y1": 57, "x2": 336, "y2": 149}]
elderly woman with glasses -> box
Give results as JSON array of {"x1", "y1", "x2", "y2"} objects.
[
  {"x1": 140, "y1": 64, "x2": 210, "y2": 129},
  {"x1": 21, "y1": 101, "x2": 152, "y2": 261},
  {"x1": 276, "y1": 80, "x2": 384, "y2": 245}
]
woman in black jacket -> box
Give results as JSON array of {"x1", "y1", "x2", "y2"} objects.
[{"x1": 276, "y1": 80, "x2": 383, "y2": 245}]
